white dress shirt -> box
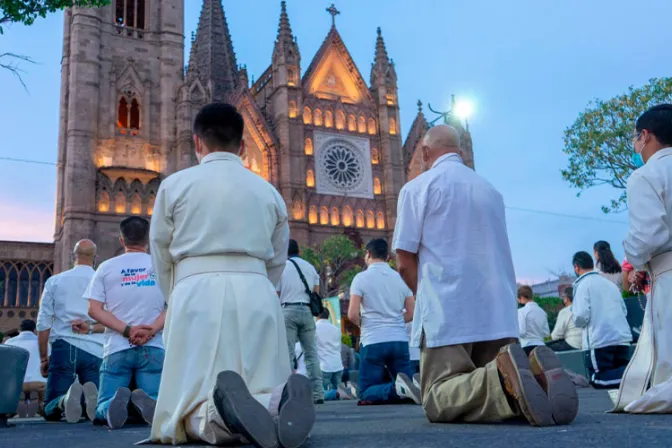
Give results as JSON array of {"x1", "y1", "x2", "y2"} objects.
[
  {"x1": 392, "y1": 153, "x2": 519, "y2": 348},
  {"x1": 572, "y1": 271, "x2": 632, "y2": 350},
  {"x1": 518, "y1": 301, "x2": 550, "y2": 348},
  {"x1": 315, "y1": 319, "x2": 344, "y2": 373},
  {"x1": 551, "y1": 306, "x2": 583, "y2": 350},
  {"x1": 4, "y1": 331, "x2": 45, "y2": 384},
  {"x1": 36, "y1": 265, "x2": 104, "y2": 359},
  {"x1": 277, "y1": 257, "x2": 319, "y2": 304}
]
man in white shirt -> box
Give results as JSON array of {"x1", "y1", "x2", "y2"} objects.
[
  {"x1": 5, "y1": 320, "x2": 46, "y2": 416},
  {"x1": 348, "y1": 239, "x2": 419, "y2": 404},
  {"x1": 547, "y1": 287, "x2": 582, "y2": 352},
  {"x1": 37, "y1": 239, "x2": 105, "y2": 423},
  {"x1": 517, "y1": 286, "x2": 550, "y2": 356},
  {"x1": 277, "y1": 239, "x2": 324, "y2": 403},
  {"x1": 315, "y1": 309, "x2": 345, "y2": 400},
  {"x1": 86, "y1": 217, "x2": 167, "y2": 429},
  {"x1": 571, "y1": 252, "x2": 632, "y2": 389},
  {"x1": 393, "y1": 125, "x2": 577, "y2": 426},
  {"x1": 614, "y1": 105, "x2": 672, "y2": 413}
]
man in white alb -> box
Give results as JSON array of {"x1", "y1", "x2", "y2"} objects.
[
  {"x1": 547, "y1": 287, "x2": 582, "y2": 352},
  {"x1": 36, "y1": 239, "x2": 105, "y2": 423},
  {"x1": 613, "y1": 104, "x2": 672, "y2": 412},
  {"x1": 150, "y1": 103, "x2": 314, "y2": 448},
  {"x1": 392, "y1": 125, "x2": 578, "y2": 426},
  {"x1": 517, "y1": 286, "x2": 550, "y2": 356}
]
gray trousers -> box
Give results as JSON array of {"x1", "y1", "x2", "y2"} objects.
[{"x1": 283, "y1": 305, "x2": 324, "y2": 400}]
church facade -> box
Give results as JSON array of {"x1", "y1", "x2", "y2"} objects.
[{"x1": 0, "y1": 0, "x2": 473, "y2": 332}]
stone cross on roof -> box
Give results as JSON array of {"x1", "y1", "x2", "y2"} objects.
[{"x1": 326, "y1": 4, "x2": 340, "y2": 27}]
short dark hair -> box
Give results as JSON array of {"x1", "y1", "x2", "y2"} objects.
[
  {"x1": 288, "y1": 239, "x2": 300, "y2": 257},
  {"x1": 120, "y1": 216, "x2": 150, "y2": 246},
  {"x1": 517, "y1": 285, "x2": 533, "y2": 300},
  {"x1": 562, "y1": 287, "x2": 573, "y2": 302},
  {"x1": 636, "y1": 104, "x2": 672, "y2": 147},
  {"x1": 193, "y1": 103, "x2": 244, "y2": 151},
  {"x1": 20, "y1": 319, "x2": 36, "y2": 332},
  {"x1": 366, "y1": 238, "x2": 388, "y2": 260},
  {"x1": 5, "y1": 329, "x2": 19, "y2": 339},
  {"x1": 318, "y1": 308, "x2": 330, "y2": 320},
  {"x1": 572, "y1": 251, "x2": 594, "y2": 270}
]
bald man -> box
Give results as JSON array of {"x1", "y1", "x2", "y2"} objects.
[
  {"x1": 392, "y1": 125, "x2": 578, "y2": 426},
  {"x1": 37, "y1": 239, "x2": 105, "y2": 423}
]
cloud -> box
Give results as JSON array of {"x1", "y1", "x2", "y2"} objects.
[{"x1": 0, "y1": 202, "x2": 53, "y2": 242}]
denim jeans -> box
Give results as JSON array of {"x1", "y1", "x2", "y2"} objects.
[
  {"x1": 358, "y1": 341, "x2": 412, "y2": 403},
  {"x1": 95, "y1": 346, "x2": 164, "y2": 421},
  {"x1": 323, "y1": 370, "x2": 343, "y2": 401},
  {"x1": 283, "y1": 305, "x2": 323, "y2": 400},
  {"x1": 44, "y1": 339, "x2": 102, "y2": 421}
]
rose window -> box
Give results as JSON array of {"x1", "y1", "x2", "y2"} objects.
[{"x1": 320, "y1": 143, "x2": 364, "y2": 191}]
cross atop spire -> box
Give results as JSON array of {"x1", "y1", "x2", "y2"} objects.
[{"x1": 326, "y1": 4, "x2": 340, "y2": 27}]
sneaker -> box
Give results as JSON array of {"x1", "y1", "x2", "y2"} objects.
[
  {"x1": 212, "y1": 371, "x2": 278, "y2": 448},
  {"x1": 82, "y1": 382, "x2": 98, "y2": 422},
  {"x1": 413, "y1": 373, "x2": 421, "y2": 390},
  {"x1": 496, "y1": 344, "x2": 553, "y2": 427},
  {"x1": 336, "y1": 385, "x2": 355, "y2": 400},
  {"x1": 529, "y1": 346, "x2": 579, "y2": 425},
  {"x1": 277, "y1": 374, "x2": 315, "y2": 448},
  {"x1": 106, "y1": 387, "x2": 131, "y2": 429},
  {"x1": 395, "y1": 373, "x2": 421, "y2": 405},
  {"x1": 130, "y1": 389, "x2": 156, "y2": 425},
  {"x1": 63, "y1": 383, "x2": 83, "y2": 423},
  {"x1": 346, "y1": 382, "x2": 359, "y2": 399}
]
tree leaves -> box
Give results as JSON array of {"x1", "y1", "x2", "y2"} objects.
[
  {"x1": 300, "y1": 235, "x2": 364, "y2": 297},
  {"x1": 0, "y1": 0, "x2": 110, "y2": 33},
  {"x1": 562, "y1": 77, "x2": 672, "y2": 212}
]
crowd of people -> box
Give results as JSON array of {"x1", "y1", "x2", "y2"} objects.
[{"x1": 3, "y1": 102, "x2": 672, "y2": 446}]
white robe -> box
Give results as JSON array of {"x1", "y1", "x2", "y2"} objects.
[
  {"x1": 149, "y1": 151, "x2": 291, "y2": 444},
  {"x1": 612, "y1": 148, "x2": 672, "y2": 413}
]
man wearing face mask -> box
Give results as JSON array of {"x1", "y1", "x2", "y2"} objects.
[
  {"x1": 613, "y1": 104, "x2": 672, "y2": 413},
  {"x1": 149, "y1": 103, "x2": 315, "y2": 448}
]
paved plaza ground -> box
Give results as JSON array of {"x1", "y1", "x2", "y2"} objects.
[{"x1": 3, "y1": 389, "x2": 671, "y2": 448}]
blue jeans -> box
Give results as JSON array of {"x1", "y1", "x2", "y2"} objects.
[
  {"x1": 95, "y1": 346, "x2": 164, "y2": 421},
  {"x1": 44, "y1": 339, "x2": 102, "y2": 421},
  {"x1": 359, "y1": 341, "x2": 412, "y2": 403},
  {"x1": 323, "y1": 370, "x2": 343, "y2": 401}
]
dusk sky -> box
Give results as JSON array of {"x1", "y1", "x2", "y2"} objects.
[{"x1": 2, "y1": 0, "x2": 671, "y2": 283}]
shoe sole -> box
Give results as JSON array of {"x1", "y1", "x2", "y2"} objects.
[
  {"x1": 278, "y1": 374, "x2": 315, "y2": 448},
  {"x1": 413, "y1": 373, "x2": 421, "y2": 390},
  {"x1": 497, "y1": 344, "x2": 554, "y2": 427},
  {"x1": 213, "y1": 371, "x2": 278, "y2": 448},
  {"x1": 107, "y1": 387, "x2": 131, "y2": 429},
  {"x1": 529, "y1": 347, "x2": 579, "y2": 425},
  {"x1": 82, "y1": 382, "x2": 98, "y2": 422},
  {"x1": 64, "y1": 383, "x2": 83, "y2": 424},
  {"x1": 131, "y1": 389, "x2": 156, "y2": 425},
  {"x1": 396, "y1": 373, "x2": 422, "y2": 405}
]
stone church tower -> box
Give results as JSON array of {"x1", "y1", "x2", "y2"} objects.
[{"x1": 52, "y1": 0, "x2": 474, "y2": 272}]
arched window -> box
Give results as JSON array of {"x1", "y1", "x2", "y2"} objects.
[
  {"x1": 355, "y1": 210, "x2": 365, "y2": 228},
  {"x1": 118, "y1": 95, "x2": 141, "y2": 134},
  {"x1": 348, "y1": 114, "x2": 356, "y2": 132},
  {"x1": 115, "y1": 0, "x2": 146, "y2": 29},
  {"x1": 320, "y1": 206, "x2": 329, "y2": 225},
  {"x1": 130, "y1": 98, "x2": 140, "y2": 129},
  {"x1": 98, "y1": 190, "x2": 110, "y2": 213},
  {"x1": 147, "y1": 194, "x2": 155, "y2": 216},
  {"x1": 368, "y1": 118, "x2": 377, "y2": 135},
  {"x1": 314, "y1": 109, "x2": 323, "y2": 126},
  {"x1": 309, "y1": 206, "x2": 318, "y2": 224},
  {"x1": 130, "y1": 192, "x2": 142, "y2": 214},
  {"x1": 306, "y1": 169, "x2": 315, "y2": 187},
  {"x1": 389, "y1": 117, "x2": 397, "y2": 135},
  {"x1": 287, "y1": 68, "x2": 297, "y2": 87},
  {"x1": 288, "y1": 100, "x2": 298, "y2": 118},
  {"x1": 115, "y1": 191, "x2": 127, "y2": 214},
  {"x1": 366, "y1": 210, "x2": 375, "y2": 229},
  {"x1": 303, "y1": 107, "x2": 312, "y2": 125},
  {"x1": 293, "y1": 200, "x2": 304, "y2": 220},
  {"x1": 336, "y1": 110, "x2": 345, "y2": 130},
  {"x1": 376, "y1": 212, "x2": 386, "y2": 229},
  {"x1": 374, "y1": 178, "x2": 382, "y2": 195},
  {"x1": 304, "y1": 138, "x2": 313, "y2": 155},
  {"x1": 358, "y1": 115, "x2": 367, "y2": 133},
  {"x1": 117, "y1": 97, "x2": 129, "y2": 128},
  {"x1": 342, "y1": 206, "x2": 353, "y2": 227},
  {"x1": 325, "y1": 110, "x2": 333, "y2": 128},
  {"x1": 371, "y1": 148, "x2": 380, "y2": 164},
  {"x1": 330, "y1": 207, "x2": 340, "y2": 226}
]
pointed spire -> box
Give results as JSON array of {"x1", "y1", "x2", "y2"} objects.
[
  {"x1": 417, "y1": 99, "x2": 423, "y2": 113},
  {"x1": 276, "y1": 1, "x2": 294, "y2": 46},
  {"x1": 371, "y1": 27, "x2": 395, "y2": 88},
  {"x1": 273, "y1": 1, "x2": 300, "y2": 67},
  {"x1": 189, "y1": 0, "x2": 239, "y2": 101},
  {"x1": 374, "y1": 27, "x2": 389, "y2": 68}
]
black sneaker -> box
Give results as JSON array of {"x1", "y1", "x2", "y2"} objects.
[
  {"x1": 212, "y1": 371, "x2": 278, "y2": 448},
  {"x1": 106, "y1": 387, "x2": 131, "y2": 429},
  {"x1": 277, "y1": 374, "x2": 315, "y2": 448},
  {"x1": 130, "y1": 389, "x2": 156, "y2": 425}
]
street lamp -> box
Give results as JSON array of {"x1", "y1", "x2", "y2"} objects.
[{"x1": 427, "y1": 94, "x2": 474, "y2": 127}]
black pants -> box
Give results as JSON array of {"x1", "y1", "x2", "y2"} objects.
[
  {"x1": 546, "y1": 339, "x2": 575, "y2": 352},
  {"x1": 584, "y1": 345, "x2": 631, "y2": 389}
]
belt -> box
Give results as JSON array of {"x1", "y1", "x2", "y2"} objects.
[
  {"x1": 282, "y1": 302, "x2": 310, "y2": 308},
  {"x1": 174, "y1": 254, "x2": 267, "y2": 284},
  {"x1": 649, "y1": 251, "x2": 672, "y2": 278}
]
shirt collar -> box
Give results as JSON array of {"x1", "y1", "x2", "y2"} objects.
[
  {"x1": 18, "y1": 331, "x2": 36, "y2": 338},
  {"x1": 201, "y1": 151, "x2": 243, "y2": 165},
  {"x1": 72, "y1": 264, "x2": 94, "y2": 271},
  {"x1": 647, "y1": 147, "x2": 672, "y2": 164},
  {"x1": 367, "y1": 261, "x2": 388, "y2": 269},
  {"x1": 573, "y1": 270, "x2": 599, "y2": 287},
  {"x1": 431, "y1": 152, "x2": 463, "y2": 170}
]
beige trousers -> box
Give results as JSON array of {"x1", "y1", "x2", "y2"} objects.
[{"x1": 420, "y1": 338, "x2": 518, "y2": 423}]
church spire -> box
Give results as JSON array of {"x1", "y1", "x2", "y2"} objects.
[
  {"x1": 370, "y1": 27, "x2": 396, "y2": 88},
  {"x1": 277, "y1": 1, "x2": 293, "y2": 44},
  {"x1": 189, "y1": 0, "x2": 239, "y2": 101},
  {"x1": 273, "y1": 1, "x2": 300, "y2": 68}
]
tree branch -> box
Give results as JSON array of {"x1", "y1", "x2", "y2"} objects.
[{"x1": 0, "y1": 52, "x2": 36, "y2": 92}]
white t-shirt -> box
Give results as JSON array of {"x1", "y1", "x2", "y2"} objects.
[
  {"x1": 5, "y1": 332, "x2": 45, "y2": 384},
  {"x1": 277, "y1": 257, "x2": 319, "y2": 304},
  {"x1": 350, "y1": 262, "x2": 413, "y2": 347},
  {"x1": 315, "y1": 319, "x2": 344, "y2": 373},
  {"x1": 84, "y1": 252, "x2": 166, "y2": 358},
  {"x1": 518, "y1": 301, "x2": 550, "y2": 347}
]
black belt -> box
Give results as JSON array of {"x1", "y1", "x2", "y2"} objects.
[{"x1": 282, "y1": 302, "x2": 310, "y2": 307}]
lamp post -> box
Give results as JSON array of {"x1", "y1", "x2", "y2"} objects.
[{"x1": 427, "y1": 94, "x2": 474, "y2": 128}]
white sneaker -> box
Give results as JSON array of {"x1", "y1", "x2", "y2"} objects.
[
  {"x1": 413, "y1": 373, "x2": 421, "y2": 390},
  {"x1": 395, "y1": 373, "x2": 421, "y2": 405},
  {"x1": 82, "y1": 382, "x2": 98, "y2": 421},
  {"x1": 336, "y1": 385, "x2": 355, "y2": 400},
  {"x1": 106, "y1": 387, "x2": 131, "y2": 429},
  {"x1": 346, "y1": 382, "x2": 359, "y2": 399},
  {"x1": 63, "y1": 383, "x2": 83, "y2": 423}
]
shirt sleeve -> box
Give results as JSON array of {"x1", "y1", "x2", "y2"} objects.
[
  {"x1": 84, "y1": 266, "x2": 107, "y2": 303},
  {"x1": 518, "y1": 308, "x2": 527, "y2": 337},
  {"x1": 36, "y1": 277, "x2": 55, "y2": 331},
  {"x1": 267, "y1": 193, "x2": 290, "y2": 288},
  {"x1": 310, "y1": 265, "x2": 320, "y2": 290},
  {"x1": 349, "y1": 273, "x2": 364, "y2": 297},
  {"x1": 571, "y1": 282, "x2": 591, "y2": 328},
  {"x1": 551, "y1": 308, "x2": 569, "y2": 341},
  {"x1": 150, "y1": 182, "x2": 176, "y2": 301},
  {"x1": 392, "y1": 185, "x2": 424, "y2": 254}
]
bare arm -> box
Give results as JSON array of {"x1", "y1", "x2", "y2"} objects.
[
  {"x1": 71, "y1": 320, "x2": 105, "y2": 334},
  {"x1": 348, "y1": 294, "x2": 362, "y2": 327},
  {"x1": 403, "y1": 296, "x2": 415, "y2": 323},
  {"x1": 88, "y1": 300, "x2": 129, "y2": 334},
  {"x1": 396, "y1": 250, "x2": 419, "y2": 295}
]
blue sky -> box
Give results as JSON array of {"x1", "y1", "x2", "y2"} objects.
[{"x1": 1, "y1": 0, "x2": 671, "y2": 282}]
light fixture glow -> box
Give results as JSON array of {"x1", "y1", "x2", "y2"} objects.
[{"x1": 454, "y1": 99, "x2": 474, "y2": 120}]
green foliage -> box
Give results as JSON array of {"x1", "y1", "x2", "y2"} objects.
[
  {"x1": 561, "y1": 77, "x2": 672, "y2": 212},
  {"x1": 535, "y1": 296, "x2": 564, "y2": 332},
  {"x1": 0, "y1": 0, "x2": 110, "y2": 33},
  {"x1": 341, "y1": 333, "x2": 352, "y2": 347},
  {"x1": 301, "y1": 235, "x2": 364, "y2": 297}
]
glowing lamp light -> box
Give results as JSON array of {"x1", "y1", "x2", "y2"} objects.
[{"x1": 453, "y1": 99, "x2": 474, "y2": 120}]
